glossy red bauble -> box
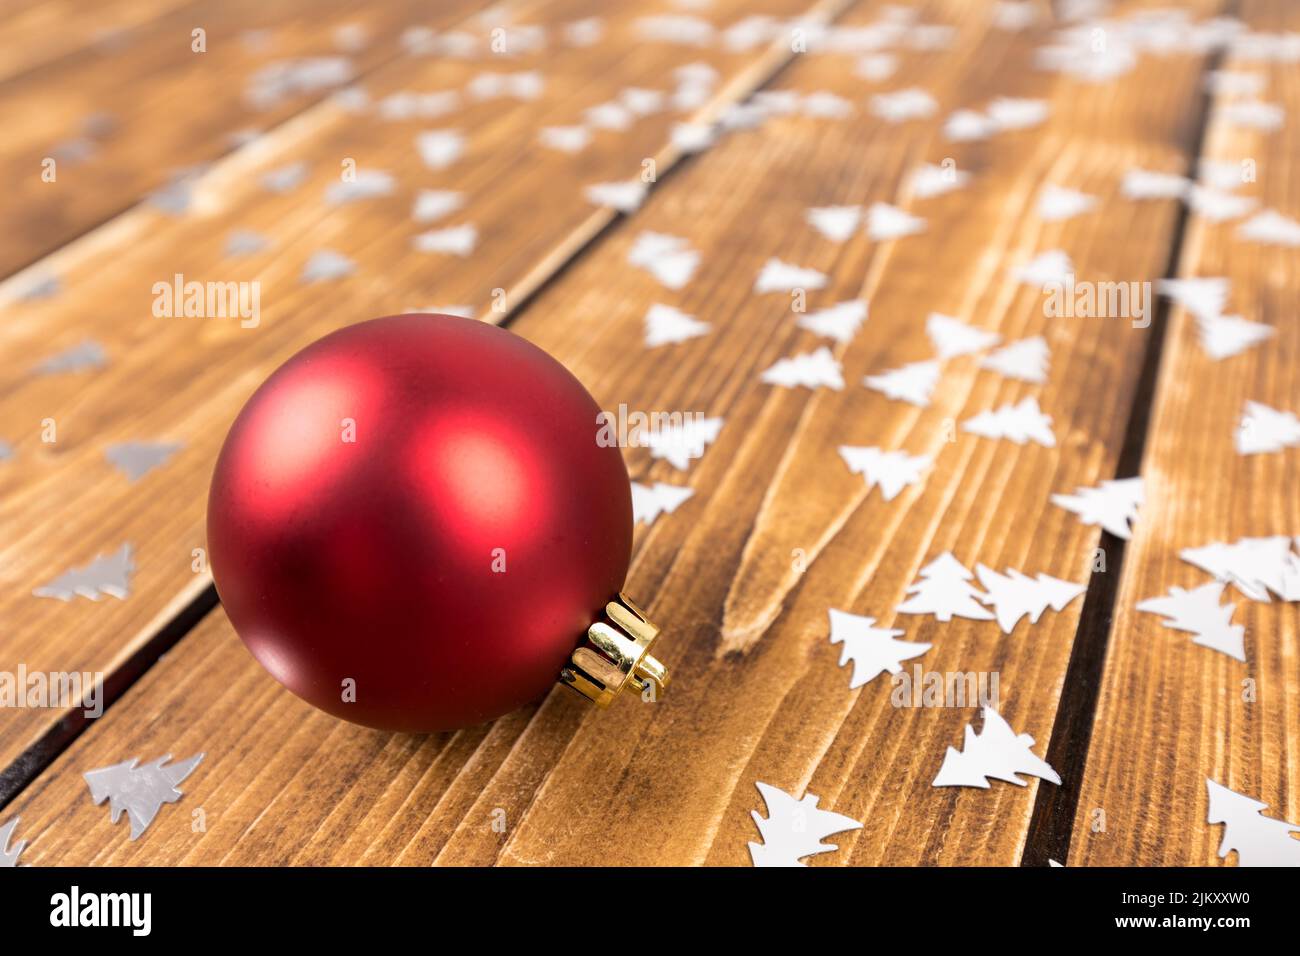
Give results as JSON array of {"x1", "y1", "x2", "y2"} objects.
[{"x1": 207, "y1": 314, "x2": 634, "y2": 732}]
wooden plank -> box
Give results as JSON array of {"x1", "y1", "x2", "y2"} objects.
[
  {"x1": 0, "y1": 0, "x2": 197, "y2": 82},
  {"x1": 4, "y1": 0, "x2": 1226, "y2": 865},
  {"x1": 0, "y1": 0, "x2": 848, "y2": 778},
  {"x1": 0, "y1": 0, "x2": 488, "y2": 276},
  {"x1": 1071, "y1": 0, "x2": 1300, "y2": 866}
]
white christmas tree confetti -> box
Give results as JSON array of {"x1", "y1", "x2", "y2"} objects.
[
  {"x1": 1051, "y1": 476, "x2": 1143, "y2": 540},
  {"x1": 1136, "y1": 582, "x2": 1245, "y2": 662},
  {"x1": 963, "y1": 397, "x2": 1056, "y2": 447},
  {"x1": 944, "y1": 109, "x2": 998, "y2": 142},
  {"x1": 1237, "y1": 400, "x2": 1300, "y2": 455},
  {"x1": 416, "y1": 130, "x2": 466, "y2": 169},
  {"x1": 325, "y1": 169, "x2": 396, "y2": 205},
  {"x1": 1186, "y1": 186, "x2": 1255, "y2": 222},
  {"x1": 34, "y1": 544, "x2": 135, "y2": 601},
  {"x1": 644, "y1": 303, "x2": 709, "y2": 347},
  {"x1": 1220, "y1": 99, "x2": 1283, "y2": 131},
  {"x1": 1121, "y1": 168, "x2": 1191, "y2": 201},
  {"x1": 1016, "y1": 250, "x2": 1073, "y2": 286},
  {"x1": 838, "y1": 446, "x2": 931, "y2": 501},
  {"x1": 975, "y1": 565, "x2": 1086, "y2": 633},
  {"x1": 761, "y1": 347, "x2": 844, "y2": 390},
  {"x1": 224, "y1": 229, "x2": 270, "y2": 257},
  {"x1": 1036, "y1": 184, "x2": 1097, "y2": 222},
  {"x1": 1157, "y1": 276, "x2": 1230, "y2": 319},
  {"x1": 631, "y1": 481, "x2": 695, "y2": 526},
  {"x1": 806, "y1": 205, "x2": 862, "y2": 242},
  {"x1": 933, "y1": 707, "x2": 1060, "y2": 789},
  {"x1": 627, "y1": 231, "x2": 699, "y2": 289},
  {"x1": 871, "y1": 87, "x2": 938, "y2": 123},
  {"x1": 897, "y1": 552, "x2": 995, "y2": 623},
  {"x1": 105, "y1": 442, "x2": 183, "y2": 482},
  {"x1": 0, "y1": 817, "x2": 25, "y2": 867},
  {"x1": 259, "y1": 161, "x2": 309, "y2": 193},
  {"x1": 670, "y1": 122, "x2": 716, "y2": 153},
  {"x1": 1196, "y1": 313, "x2": 1275, "y2": 361},
  {"x1": 828, "y1": 608, "x2": 930, "y2": 688},
  {"x1": 36, "y1": 340, "x2": 107, "y2": 374},
  {"x1": 301, "y1": 250, "x2": 356, "y2": 283},
  {"x1": 85, "y1": 753, "x2": 204, "y2": 840},
  {"x1": 641, "y1": 416, "x2": 724, "y2": 470},
  {"x1": 412, "y1": 189, "x2": 465, "y2": 223},
  {"x1": 980, "y1": 336, "x2": 1049, "y2": 383},
  {"x1": 867, "y1": 202, "x2": 926, "y2": 241},
  {"x1": 467, "y1": 70, "x2": 543, "y2": 101},
  {"x1": 754, "y1": 258, "x2": 828, "y2": 293},
  {"x1": 585, "y1": 180, "x2": 648, "y2": 213},
  {"x1": 987, "y1": 97, "x2": 1050, "y2": 131},
  {"x1": 798, "y1": 300, "x2": 867, "y2": 343},
  {"x1": 1237, "y1": 209, "x2": 1300, "y2": 246},
  {"x1": 748, "y1": 782, "x2": 862, "y2": 867},
  {"x1": 538, "y1": 125, "x2": 591, "y2": 154},
  {"x1": 927, "y1": 313, "x2": 999, "y2": 359},
  {"x1": 864, "y1": 359, "x2": 939, "y2": 408},
  {"x1": 1206, "y1": 779, "x2": 1300, "y2": 867},
  {"x1": 910, "y1": 162, "x2": 970, "y2": 199},
  {"x1": 1179, "y1": 536, "x2": 1300, "y2": 602},
  {"x1": 413, "y1": 224, "x2": 478, "y2": 256},
  {"x1": 584, "y1": 101, "x2": 634, "y2": 131}
]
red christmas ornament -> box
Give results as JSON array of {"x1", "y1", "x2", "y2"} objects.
[{"x1": 207, "y1": 314, "x2": 668, "y2": 732}]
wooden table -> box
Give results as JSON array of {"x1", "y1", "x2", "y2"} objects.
[{"x1": 1, "y1": 0, "x2": 1296, "y2": 867}]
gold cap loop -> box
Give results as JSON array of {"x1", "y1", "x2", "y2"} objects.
[{"x1": 559, "y1": 593, "x2": 669, "y2": 707}]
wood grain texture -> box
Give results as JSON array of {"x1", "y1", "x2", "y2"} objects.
[
  {"x1": 0, "y1": 0, "x2": 488, "y2": 276},
  {"x1": 2, "y1": 0, "x2": 1244, "y2": 866},
  {"x1": 1071, "y1": 0, "x2": 1300, "y2": 866},
  {"x1": 0, "y1": 0, "x2": 847, "y2": 776}
]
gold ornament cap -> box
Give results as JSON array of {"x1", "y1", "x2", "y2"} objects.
[{"x1": 560, "y1": 593, "x2": 669, "y2": 706}]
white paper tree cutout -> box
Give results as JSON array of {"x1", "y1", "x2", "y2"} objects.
[
  {"x1": 641, "y1": 416, "x2": 724, "y2": 470},
  {"x1": 301, "y1": 250, "x2": 356, "y2": 283},
  {"x1": 37, "y1": 340, "x2": 108, "y2": 374},
  {"x1": 975, "y1": 565, "x2": 1086, "y2": 634},
  {"x1": 413, "y1": 224, "x2": 478, "y2": 256},
  {"x1": 806, "y1": 205, "x2": 862, "y2": 242},
  {"x1": 828, "y1": 609, "x2": 930, "y2": 688},
  {"x1": 412, "y1": 188, "x2": 465, "y2": 223},
  {"x1": 105, "y1": 442, "x2": 183, "y2": 482},
  {"x1": 1238, "y1": 209, "x2": 1300, "y2": 246},
  {"x1": 1051, "y1": 476, "x2": 1143, "y2": 540},
  {"x1": 798, "y1": 300, "x2": 868, "y2": 343},
  {"x1": 864, "y1": 359, "x2": 939, "y2": 408},
  {"x1": 1237, "y1": 400, "x2": 1300, "y2": 455},
  {"x1": 85, "y1": 753, "x2": 205, "y2": 840},
  {"x1": 962, "y1": 397, "x2": 1055, "y2": 447},
  {"x1": 1179, "y1": 536, "x2": 1300, "y2": 602},
  {"x1": 870, "y1": 87, "x2": 937, "y2": 123},
  {"x1": 539, "y1": 125, "x2": 591, "y2": 153},
  {"x1": 933, "y1": 706, "x2": 1060, "y2": 789},
  {"x1": 927, "y1": 313, "x2": 999, "y2": 359},
  {"x1": 760, "y1": 347, "x2": 844, "y2": 390},
  {"x1": 0, "y1": 817, "x2": 25, "y2": 867},
  {"x1": 754, "y1": 258, "x2": 828, "y2": 293},
  {"x1": 748, "y1": 782, "x2": 862, "y2": 867},
  {"x1": 838, "y1": 446, "x2": 931, "y2": 501},
  {"x1": 631, "y1": 481, "x2": 694, "y2": 526},
  {"x1": 897, "y1": 552, "x2": 995, "y2": 623},
  {"x1": 325, "y1": 169, "x2": 395, "y2": 205},
  {"x1": 1196, "y1": 313, "x2": 1275, "y2": 361},
  {"x1": 910, "y1": 162, "x2": 970, "y2": 199},
  {"x1": 628, "y1": 232, "x2": 699, "y2": 289},
  {"x1": 34, "y1": 544, "x2": 134, "y2": 601},
  {"x1": 585, "y1": 180, "x2": 647, "y2": 213},
  {"x1": 644, "y1": 303, "x2": 709, "y2": 347},
  {"x1": 1136, "y1": 582, "x2": 1245, "y2": 662},
  {"x1": 1036, "y1": 184, "x2": 1097, "y2": 222},
  {"x1": 1186, "y1": 186, "x2": 1255, "y2": 223},
  {"x1": 945, "y1": 109, "x2": 997, "y2": 142},
  {"x1": 1206, "y1": 779, "x2": 1300, "y2": 867},
  {"x1": 1016, "y1": 249, "x2": 1073, "y2": 286},
  {"x1": 867, "y1": 202, "x2": 926, "y2": 240},
  {"x1": 1157, "y1": 276, "x2": 1230, "y2": 319},
  {"x1": 981, "y1": 336, "x2": 1049, "y2": 383},
  {"x1": 225, "y1": 228, "x2": 269, "y2": 256},
  {"x1": 415, "y1": 130, "x2": 465, "y2": 169},
  {"x1": 986, "y1": 97, "x2": 1050, "y2": 130},
  {"x1": 1121, "y1": 168, "x2": 1191, "y2": 201}
]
